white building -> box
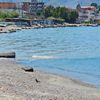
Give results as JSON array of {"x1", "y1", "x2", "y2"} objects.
[
  {"x1": 22, "y1": 0, "x2": 44, "y2": 17},
  {"x1": 77, "y1": 4, "x2": 96, "y2": 23}
]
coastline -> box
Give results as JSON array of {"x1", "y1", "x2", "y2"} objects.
[
  {"x1": 0, "y1": 59, "x2": 100, "y2": 100},
  {"x1": 0, "y1": 23, "x2": 98, "y2": 33}
]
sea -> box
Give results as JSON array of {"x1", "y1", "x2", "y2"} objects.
[{"x1": 0, "y1": 26, "x2": 100, "y2": 87}]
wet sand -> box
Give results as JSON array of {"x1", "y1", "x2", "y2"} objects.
[{"x1": 0, "y1": 59, "x2": 100, "y2": 100}]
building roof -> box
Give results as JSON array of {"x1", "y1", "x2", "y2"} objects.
[
  {"x1": 81, "y1": 6, "x2": 96, "y2": 10},
  {"x1": 0, "y1": 2, "x2": 16, "y2": 9}
]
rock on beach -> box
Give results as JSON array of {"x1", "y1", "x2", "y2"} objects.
[{"x1": 21, "y1": 66, "x2": 34, "y2": 72}]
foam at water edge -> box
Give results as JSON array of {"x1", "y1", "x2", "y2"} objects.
[{"x1": 32, "y1": 55, "x2": 58, "y2": 59}]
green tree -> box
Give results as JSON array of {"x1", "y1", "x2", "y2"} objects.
[
  {"x1": 98, "y1": 6, "x2": 100, "y2": 11},
  {"x1": 59, "y1": 7, "x2": 69, "y2": 21},
  {"x1": 68, "y1": 10, "x2": 78, "y2": 23},
  {"x1": 0, "y1": 12, "x2": 19, "y2": 19},
  {"x1": 44, "y1": 6, "x2": 54, "y2": 18},
  {"x1": 91, "y1": 3, "x2": 98, "y2": 8},
  {"x1": 44, "y1": 6, "x2": 78, "y2": 23},
  {"x1": 8, "y1": 12, "x2": 19, "y2": 18},
  {"x1": 0, "y1": 12, "x2": 7, "y2": 19}
]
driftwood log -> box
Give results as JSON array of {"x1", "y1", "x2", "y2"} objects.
[{"x1": 0, "y1": 52, "x2": 16, "y2": 58}]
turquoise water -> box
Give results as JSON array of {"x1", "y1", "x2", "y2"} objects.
[{"x1": 0, "y1": 26, "x2": 100, "y2": 87}]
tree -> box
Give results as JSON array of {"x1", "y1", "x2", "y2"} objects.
[
  {"x1": 8, "y1": 12, "x2": 19, "y2": 18},
  {"x1": 59, "y1": 7, "x2": 68, "y2": 20},
  {"x1": 0, "y1": 12, "x2": 19, "y2": 19},
  {"x1": 91, "y1": 3, "x2": 98, "y2": 8},
  {"x1": 44, "y1": 6, "x2": 79, "y2": 23},
  {"x1": 53, "y1": 7, "x2": 61, "y2": 18},
  {"x1": 98, "y1": 6, "x2": 100, "y2": 11},
  {"x1": 44, "y1": 6, "x2": 54, "y2": 18},
  {"x1": 68, "y1": 10, "x2": 78, "y2": 23},
  {"x1": 0, "y1": 12, "x2": 7, "y2": 19}
]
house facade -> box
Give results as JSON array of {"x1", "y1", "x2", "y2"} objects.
[
  {"x1": 22, "y1": 0, "x2": 44, "y2": 18},
  {"x1": 77, "y1": 4, "x2": 96, "y2": 23},
  {"x1": 0, "y1": 2, "x2": 16, "y2": 12}
]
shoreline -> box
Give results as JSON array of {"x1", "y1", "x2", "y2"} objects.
[
  {"x1": 0, "y1": 23, "x2": 99, "y2": 33},
  {"x1": 36, "y1": 69, "x2": 97, "y2": 89},
  {"x1": 0, "y1": 59, "x2": 100, "y2": 99}
]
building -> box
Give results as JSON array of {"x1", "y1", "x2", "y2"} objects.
[
  {"x1": 0, "y1": 2, "x2": 16, "y2": 11},
  {"x1": 76, "y1": 4, "x2": 96, "y2": 23},
  {"x1": 22, "y1": 0, "x2": 44, "y2": 18},
  {"x1": 5, "y1": 18, "x2": 32, "y2": 26}
]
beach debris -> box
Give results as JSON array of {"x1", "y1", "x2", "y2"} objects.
[
  {"x1": 35, "y1": 78, "x2": 40, "y2": 83},
  {"x1": 9, "y1": 29, "x2": 16, "y2": 33},
  {"x1": 0, "y1": 52, "x2": 16, "y2": 58},
  {"x1": 21, "y1": 66, "x2": 34, "y2": 72}
]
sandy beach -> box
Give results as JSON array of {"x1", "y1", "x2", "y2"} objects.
[{"x1": 0, "y1": 59, "x2": 100, "y2": 100}]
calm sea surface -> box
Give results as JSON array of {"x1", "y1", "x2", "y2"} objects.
[{"x1": 0, "y1": 26, "x2": 100, "y2": 87}]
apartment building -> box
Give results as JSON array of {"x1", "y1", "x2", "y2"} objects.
[
  {"x1": 0, "y1": 2, "x2": 16, "y2": 12},
  {"x1": 22, "y1": 0, "x2": 44, "y2": 17},
  {"x1": 77, "y1": 4, "x2": 96, "y2": 23}
]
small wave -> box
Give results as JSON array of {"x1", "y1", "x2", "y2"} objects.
[{"x1": 32, "y1": 55, "x2": 57, "y2": 59}]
